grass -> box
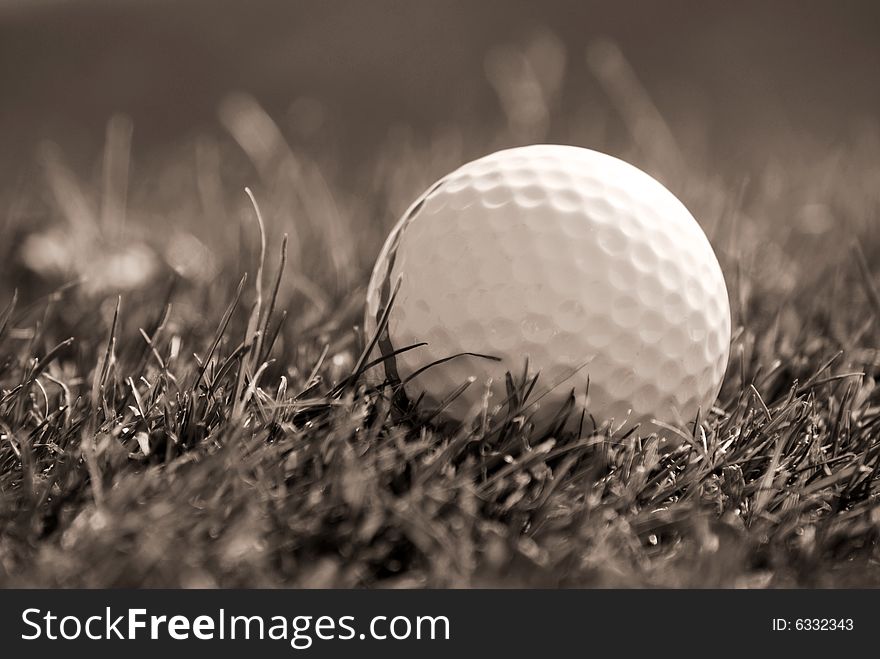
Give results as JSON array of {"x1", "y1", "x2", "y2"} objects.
[{"x1": 1, "y1": 37, "x2": 879, "y2": 588}]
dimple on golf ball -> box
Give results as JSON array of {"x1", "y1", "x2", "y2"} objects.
[{"x1": 365, "y1": 145, "x2": 731, "y2": 435}]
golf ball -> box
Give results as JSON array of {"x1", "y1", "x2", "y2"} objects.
[{"x1": 365, "y1": 145, "x2": 730, "y2": 435}]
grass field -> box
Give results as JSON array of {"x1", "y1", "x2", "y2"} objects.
[{"x1": 1, "y1": 30, "x2": 880, "y2": 588}]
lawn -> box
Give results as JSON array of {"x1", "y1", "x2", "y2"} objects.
[{"x1": 1, "y1": 29, "x2": 879, "y2": 588}]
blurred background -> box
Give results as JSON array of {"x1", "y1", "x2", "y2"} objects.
[
  {"x1": 2, "y1": 0, "x2": 880, "y2": 304},
  {"x1": 3, "y1": 0, "x2": 879, "y2": 168}
]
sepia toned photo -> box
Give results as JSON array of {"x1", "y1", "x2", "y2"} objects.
[{"x1": 1, "y1": 0, "x2": 878, "y2": 609}]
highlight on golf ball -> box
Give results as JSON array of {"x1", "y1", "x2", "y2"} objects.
[{"x1": 365, "y1": 144, "x2": 731, "y2": 434}]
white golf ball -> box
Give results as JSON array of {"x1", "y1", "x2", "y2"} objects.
[{"x1": 365, "y1": 145, "x2": 730, "y2": 435}]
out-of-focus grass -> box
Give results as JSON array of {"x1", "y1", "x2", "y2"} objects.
[{"x1": 0, "y1": 35, "x2": 879, "y2": 587}]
